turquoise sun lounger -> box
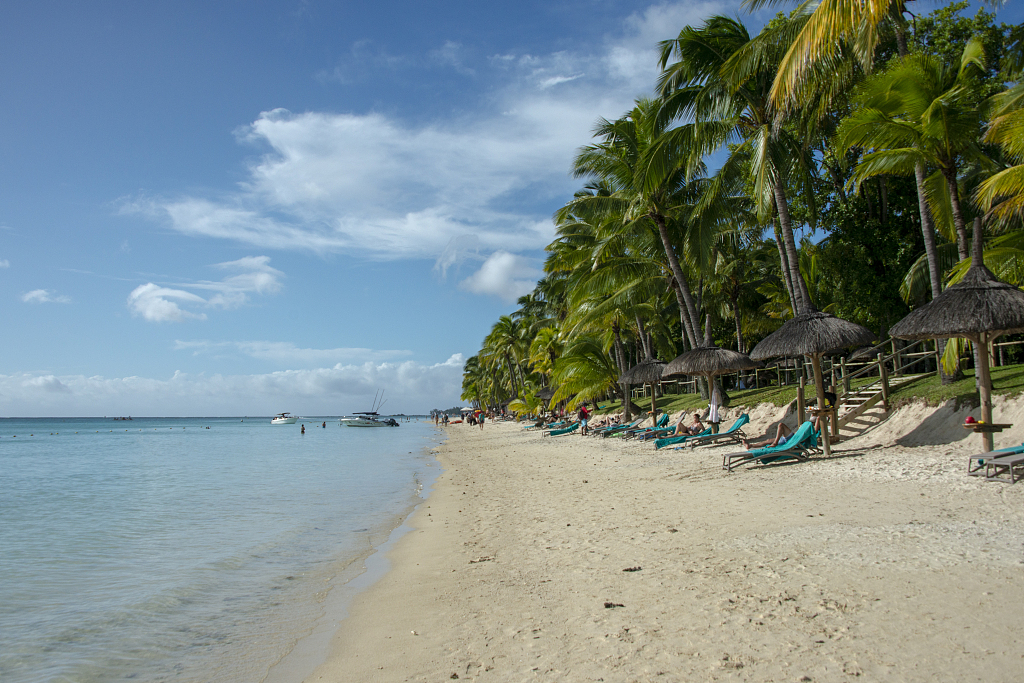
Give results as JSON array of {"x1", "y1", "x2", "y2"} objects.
[
  {"x1": 623, "y1": 413, "x2": 671, "y2": 440},
  {"x1": 722, "y1": 421, "x2": 820, "y2": 471},
  {"x1": 654, "y1": 426, "x2": 713, "y2": 450},
  {"x1": 544, "y1": 421, "x2": 580, "y2": 436},
  {"x1": 596, "y1": 418, "x2": 643, "y2": 438},
  {"x1": 968, "y1": 443, "x2": 1024, "y2": 482},
  {"x1": 682, "y1": 414, "x2": 750, "y2": 450}
]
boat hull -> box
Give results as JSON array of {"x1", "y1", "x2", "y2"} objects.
[
  {"x1": 340, "y1": 418, "x2": 388, "y2": 427},
  {"x1": 271, "y1": 417, "x2": 298, "y2": 424}
]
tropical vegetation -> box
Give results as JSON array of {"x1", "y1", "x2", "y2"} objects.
[{"x1": 462, "y1": 1, "x2": 1024, "y2": 417}]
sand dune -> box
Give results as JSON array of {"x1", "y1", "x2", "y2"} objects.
[{"x1": 311, "y1": 401, "x2": 1024, "y2": 682}]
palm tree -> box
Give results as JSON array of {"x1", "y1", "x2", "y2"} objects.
[
  {"x1": 550, "y1": 336, "x2": 624, "y2": 412},
  {"x1": 558, "y1": 98, "x2": 707, "y2": 348},
  {"x1": 480, "y1": 315, "x2": 528, "y2": 400},
  {"x1": 837, "y1": 38, "x2": 989, "y2": 262},
  {"x1": 977, "y1": 58, "x2": 1024, "y2": 220},
  {"x1": 656, "y1": 15, "x2": 816, "y2": 315}
]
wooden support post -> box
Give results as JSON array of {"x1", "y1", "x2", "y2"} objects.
[
  {"x1": 879, "y1": 356, "x2": 890, "y2": 411},
  {"x1": 978, "y1": 333, "x2": 994, "y2": 453},
  {"x1": 812, "y1": 356, "x2": 831, "y2": 458},
  {"x1": 841, "y1": 357, "x2": 850, "y2": 394},
  {"x1": 935, "y1": 340, "x2": 942, "y2": 379},
  {"x1": 797, "y1": 377, "x2": 806, "y2": 426}
]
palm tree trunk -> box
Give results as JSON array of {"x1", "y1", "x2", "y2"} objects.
[
  {"x1": 635, "y1": 315, "x2": 653, "y2": 359},
  {"x1": 653, "y1": 213, "x2": 702, "y2": 346},
  {"x1": 772, "y1": 219, "x2": 798, "y2": 315},
  {"x1": 946, "y1": 170, "x2": 970, "y2": 261},
  {"x1": 773, "y1": 184, "x2": 812, "y2": 313},
  {"x1": 914, "y1": 163, "x2": 942, "y2": 300},
  {"x1": 504, "y1": 353, "x2": 518, "y2": 398},
  {"x1": 733, "y1": 301, "x2": 744, "y2": 354},
  {"x1": 613, "y1": 323, "x2": 631, "y2": 421}
]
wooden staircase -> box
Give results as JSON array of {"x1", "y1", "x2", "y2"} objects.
[
  {"x1": 835, "y1": 373, "x2": 927, "y2": 439},
  {"x1": 816, "y1": 337, "x2": 937, "y2": 440}
]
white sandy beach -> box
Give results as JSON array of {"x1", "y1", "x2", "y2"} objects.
[{"x1": 309, "y1": 400, "x2": 1024, "y2": 682}]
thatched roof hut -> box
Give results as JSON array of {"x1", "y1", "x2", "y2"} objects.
[
  {"x1": 888, "y1": 263, "x2": 1024, "y2": 342},
  {"x1": 750, "y1": 310, "x2": 877, "y2": 361},
  {"x1": 535, "y1": 387, "x2": 556, "y2": 402},
  {"x1": 663, "y1": 345, "x2": 761, "y2": 379},
  {"x1": 619, "y1": 359, "x2": 667, "y2": 417},
  {"x1": 750, "y1": 309, "x2": 876, "y2": 457},
  {"x1": 618, "y1": 359, "x2": 666, "y2": 385},
  {"x1": 890, "y1": 224, "x2": 1024, "y2": 450}
]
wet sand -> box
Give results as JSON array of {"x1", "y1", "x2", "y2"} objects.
[{"x1": 309, "y1": 399, "x2": 1024, "y2": 682}]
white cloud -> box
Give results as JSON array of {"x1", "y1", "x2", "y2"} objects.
[
  {"x1": 0, "y1": 355, "x2": 465, "y2": 416},
  {"x1": 127, "y1": 255, "x2": 284, "y2": 322},
  {"x1": 174, "y1": 340, "x2": 412, "y2": 366},
  {"x1": 22, "y1": 289, "x2": 71, "y2": 304},
  {"x1": 128, "y1": 284, "x2": 208, "y2": 322},
  {"x1": 459, "y1": 251, "x2": 541, "y2": 302},
  {"x1": 123, "y1": 1, "x2": 727, "y2": 295}
]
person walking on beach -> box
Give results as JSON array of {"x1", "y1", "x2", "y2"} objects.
[{"x1": 577, "y1": 404, "x2": 589, "y2": 435}]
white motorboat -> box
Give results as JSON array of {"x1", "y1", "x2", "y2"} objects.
[
  {"x1": 271, "y1": 412, "x2": 298, "y2": 424},
  {"x1": 339, "y1": 391, "x2": 400, "y2": 427},
  {"x1": 340, "y1": 413, "x2": 393, "y2": 427}
]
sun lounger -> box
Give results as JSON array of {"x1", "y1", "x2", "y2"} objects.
[
  {"x1": 526, "y1": 419, "x2": 567, "y2": 430},
  {"x1": 968, "y1": 444, "x2": 1024, "y2": 483},
  {"x1": 682, "y1": 414, "x2": 750, "y2": 449},
  {"x1": 635, "y1": 426, "x2": 677, "y2": 442},
  {"x1": 544, "y1": 421, "x2": 580, "y2": 437},
  {"x1": 722, "y1": 421, "x2": 819, "y2": 471},
  {"x1": 596, "y1": 418, "x2": 643, "y2": 438},
  {"x1": 622, "y1": 413, "x2": 671, "y2": 440},
  {"x1": 653, "y1": 427, "x2": 713, "y2": 450}
]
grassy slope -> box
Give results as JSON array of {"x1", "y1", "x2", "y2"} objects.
[{"x1": 593, "y1": 364, "x2": 1024, "y2": 415}]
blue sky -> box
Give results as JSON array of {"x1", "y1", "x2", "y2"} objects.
[{"x1": 1, "y1": 1, "x2": 1019, "y2": 416}]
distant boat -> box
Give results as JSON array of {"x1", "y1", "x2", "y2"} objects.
[
  {"x1": 339, "y1": 390, "x2": 399, "y2": 427},
  {"x1": 271, "y1": 413, "x2": 297, "y2": 425}
]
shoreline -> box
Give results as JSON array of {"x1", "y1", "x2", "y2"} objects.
[
  {"x1": 266, "y1": 424, "x2": 445, "y2": 683},
  {"x1": 308, "y1": 404, "x2": 1024, "y2": 681}
]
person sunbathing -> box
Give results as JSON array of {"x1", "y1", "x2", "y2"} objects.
[
  {"x1": 743, "y1": 415, "x2": 819, "y2": 450},
  {"x1": 671, "y1": 413, "x2": 704, "y2": 436}
]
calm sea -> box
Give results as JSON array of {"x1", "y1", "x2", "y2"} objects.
[{"x1": 0, "y1": 416, "x2": 441, "y2": 683}]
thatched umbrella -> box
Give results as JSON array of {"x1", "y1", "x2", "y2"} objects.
[
  {"x1": 619, "y1": 359, "x2": 667, "y2": 420},
  {"x1": 750, "y1": 309, "x2": 877, "y2": 456},
  {"x1": 535, "y1": 386, "x2": 556, "y2": 412},
  {"x1": 663, "y1": 345, "x2": 762, "y2": 432},
  {"x1": 890, "y1": 225, "x2": 1024, "y2": 451}
]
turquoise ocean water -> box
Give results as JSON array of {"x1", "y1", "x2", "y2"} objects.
[{"x1": 0, "y1": 416, "x2": 441, "y2": 683}]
